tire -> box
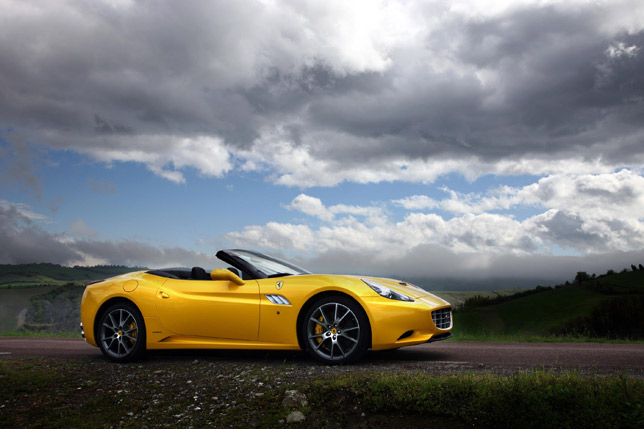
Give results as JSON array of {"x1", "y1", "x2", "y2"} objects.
[
  {"x1": 301, "y1": 296, "x2": 370, "y2": 364},
  {"x1": 97, "y1": 302, "x2": 146, "y2": 362}
]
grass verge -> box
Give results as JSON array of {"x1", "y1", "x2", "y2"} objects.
[
  {"x1": 450, "y1": 332, "x2": 644, "y2": 344},
  {"x1": 308, "y1": 372, "x2": 644, "y2": 428},
  {"x1": 0, "y1": 330, "x2": 79, "y2": 338},
  {"x1": 1, "y1": 358, "x2": 642, "y2": 428}
]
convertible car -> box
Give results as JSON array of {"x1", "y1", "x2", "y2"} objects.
[{"x1": 80, "y1": 249, "x2": 452, "y2": 364}]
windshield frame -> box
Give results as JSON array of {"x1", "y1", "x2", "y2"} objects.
[{"x1": 216, "y1": 249, "x2": 311, "y2": 279}]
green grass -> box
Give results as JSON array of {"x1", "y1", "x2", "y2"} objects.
[
  {"x1": 586, "y1": 270, "x2": 644, "y2": 293},
  {"x1": 0, "y1": 330, "x2": 79, "y2": 338},
  {"x1": 308, "y1": 372, "x2": 644, "y2": 428},
  {"x1": 450, "y1": 332, "x2": 644, "y2": 343},
  {"x1": 453, "y1": 269, "x2": 644, "y2": 340},
  {"x1": 454, "y1": 286, "x2": 612, "y2": 337},
  {"x1": 0, "y1": 263, "x2": 141, "y2": 287}
]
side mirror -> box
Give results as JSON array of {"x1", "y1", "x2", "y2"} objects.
[{"x1": 210, "y1": 268, "x2": 245, "y2": 285}]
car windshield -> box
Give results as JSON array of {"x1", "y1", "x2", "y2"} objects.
[{"x1": 227, "y1": 250, "x2": 311, "y2": 277}]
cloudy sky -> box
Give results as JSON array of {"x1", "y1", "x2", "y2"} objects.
[{"x1": 1, "y1": 0, "x2": 643, "y2": 288}]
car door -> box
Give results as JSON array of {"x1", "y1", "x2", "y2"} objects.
[{"x1": 155, "y1": 278, "x2": 260, "y2": 341}]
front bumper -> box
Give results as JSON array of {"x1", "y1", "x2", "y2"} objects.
[
  {"x1": 361, "y1": 296, "x2": 452, "y2": 350},
  {"x1": 428, "y1": 332, "x2": 452, "y2": 342}
]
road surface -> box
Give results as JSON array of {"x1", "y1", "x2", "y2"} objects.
[{"x1": 1, "y1": 337, "x2": 643, "y2": 374}]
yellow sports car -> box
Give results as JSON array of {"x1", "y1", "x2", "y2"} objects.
[{"x1": 80, "y1": 249, "x2": 452, "y2": 364}]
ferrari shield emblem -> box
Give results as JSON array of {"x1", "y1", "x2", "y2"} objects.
[{"x1": 275, "y1": 281, "x2": 284, "y2": 290}]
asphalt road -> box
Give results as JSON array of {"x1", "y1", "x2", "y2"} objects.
[{"x1": 1, "y1": 337, "x2": 643, "y2": 374}]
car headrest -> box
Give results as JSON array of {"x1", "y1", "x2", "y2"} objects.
[{"x1": 191, "y1": 266, "x2": 210, "y2": 280}]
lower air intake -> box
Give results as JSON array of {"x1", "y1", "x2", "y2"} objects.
[{"x1": 432, "y1": 308, "x2": 452, "y2": 329}]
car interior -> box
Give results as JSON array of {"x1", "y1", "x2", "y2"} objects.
[{"x1": 147, "y1": 266, "x2": 245, "y2": 280}]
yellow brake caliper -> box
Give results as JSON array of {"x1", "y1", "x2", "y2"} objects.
[
  {"x1": 129, "y1": 322, "x2": 137, "y2": 344},
  {"x1": 315, "y1": 316, "x2": 324, "y2": 344}
]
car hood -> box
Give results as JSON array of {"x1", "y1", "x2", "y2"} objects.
[{"x1": 351, "y1": 275, "x2": 450, "y2": 306}]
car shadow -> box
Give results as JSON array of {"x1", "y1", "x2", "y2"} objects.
[
  {"x1": 137, "y1": 346, "x2": 451, "y2": 367},
  {"x1": 365, "y1": 348, "x2": 452, "y2": 364},
  {"x1": 145, "y1": 348, "x2": 307, "y2": 364}
]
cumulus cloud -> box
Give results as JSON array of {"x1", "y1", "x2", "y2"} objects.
[
  {"x1": 80, "y1": 135, "x2": 233, "y2": 184},
  {"x1": 286, "y1": 193, "x2": 385, "y2": 223},
  {"x1": 1, "y1": 0, "x2": 643, "y2": 186},
  {"x1": 229, "y1": 205, "x2": 538, "y2": 259},
  {"x1": 227, "y1": 222, "x2": 316, "y2": 252},
  {"x1": 394, "y1": 169, "x2": 644, "y2": 218},
  {"x1": 286, "y1": 194, "x2": 333, "y2": 222},
  {"x1": 227, "y1": 170, "x2": 644, "y2": 279},
  {"x1": 393, "y1": 195, "x2": 438, "y2": 211}
]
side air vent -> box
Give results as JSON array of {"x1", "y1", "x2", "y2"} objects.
[
  {"x1": 432, "y1": 308, "x2": 452, "y2": 330},
  {"x1": 397, "y1": 330, "x2": 414, "y2": 341},
  {"x1": 265, "y1": 294, "x2": 292, "y2": 306}
]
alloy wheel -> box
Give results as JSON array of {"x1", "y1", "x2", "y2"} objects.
[
  {"x1": 306, "y1": 302, "x2": 361, "y2": 361},
  {"x1": 100, "y1": 308, "x2": 139, "y2": 359}
]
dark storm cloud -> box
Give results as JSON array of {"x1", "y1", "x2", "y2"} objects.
[
  {"x1": 0, "y1": 205, "x2": 81, "y2": 264},
  {"x1": 530, "y1": 211, "x2": 606, "y2": 251},
  {"x1": 305, "y1": 7, "x2": 644, "y2": 164},
  {"x1": 0, "y1": 1, "x2": 642, "y2": 181},
  {"x1": 0, "y1": 203, "x2": 218, "y2": 267},
  {"x1": 0, "y1": 1, "x2": 267, "y2": 146},
  {"x1": 529, "y1": 210, "x2": 643, "y2": 253}
]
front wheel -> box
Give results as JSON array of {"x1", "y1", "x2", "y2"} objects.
[
  {"x1": 302, "y1": 296, "x2": 370, "y2": 364},
  {"x1": 97, "y1": 302, "x2": 146, "y2": 362}
]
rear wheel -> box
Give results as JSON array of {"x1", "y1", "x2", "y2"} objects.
[
  {"x1": 97, "y1": 302, "x2": 146, "y2": 362},
  {"x1": 302, "y1": 296, "x2": 369, "y2": 364}
]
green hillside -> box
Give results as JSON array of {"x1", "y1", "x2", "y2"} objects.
[
  {"x1": 0, "y1": 264, "x2": 143, "y2": 332},
  {"x1": 432, "y1": 288, "x2": 523, "y2": 307},
  {"x1": 454, "y1": 270, "x2": 644, "y2": 340},
  {"x1": 0, "y1": 263, "x2": 142, "y2": 287}
]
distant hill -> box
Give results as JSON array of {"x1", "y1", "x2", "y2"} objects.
[
  {"x1": 0, "y1": 263, "x2": 144, "y2": 288},
  {"x1": 431, "y1": 288, "x2": 524, "y2": 307},
  {"x1": 0, "y1": 264, "x2": 145, "y2": 332},
  {"x1": 454, "y1": 269, "x2": 644, "y2": 339}
]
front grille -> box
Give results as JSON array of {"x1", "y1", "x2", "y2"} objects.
[{"x1": 432, "y1": 308, "x2": 452, "y2": 329}]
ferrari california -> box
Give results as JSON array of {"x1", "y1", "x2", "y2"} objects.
[{"x1": 80, "y1": 249, "x2": 452, "y2": 364}]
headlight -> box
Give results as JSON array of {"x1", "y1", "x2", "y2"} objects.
[{"x1": 362, "y1": 278, "x2": 414, "y2": 302}]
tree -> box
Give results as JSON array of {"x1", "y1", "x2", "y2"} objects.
[{"x1": 575, "y1": 271, "x2": 590, "y2": 284}]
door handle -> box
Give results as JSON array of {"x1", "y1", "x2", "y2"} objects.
[{"x1": 159, "y1": 291, "x2": 170, "y2": 299}]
